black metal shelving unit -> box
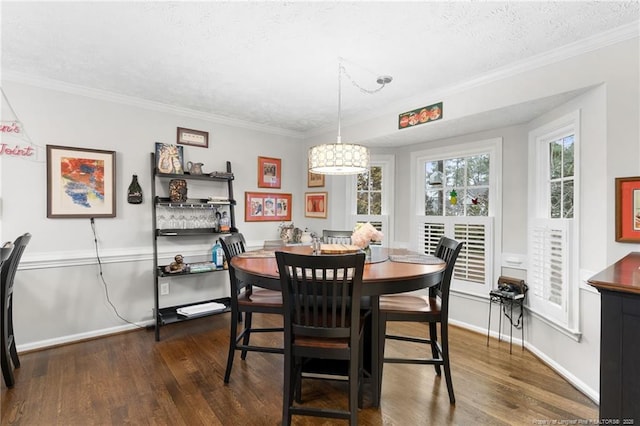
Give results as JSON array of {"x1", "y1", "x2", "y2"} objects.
[{"x1": 150, "y1": 152, "x2": 238, "y2": 341}]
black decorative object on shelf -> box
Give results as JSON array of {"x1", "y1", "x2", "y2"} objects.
[{"x1": 127, "y1": 174, "x2": 143, "y2": 204}]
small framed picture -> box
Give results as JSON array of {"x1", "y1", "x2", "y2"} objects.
[
  {"x1": 245, "y1": 192, "x2": 292, "y2": 222},
  {"x1": 615, "y1": 176, "x2": 640, "y2": 242},
  {"x1": 258, "y1": 156, "x2": 281, "y2": 188},
  {"x1": 177, "y1": 127, "x2": 209, "y2": 148},
  {"x1": 46, "y1": 145, "x2": 116, "y2": 218},
  {"x1": 308, "y1": 171, "x2": 325, "y2": 187},
  {"x1": 155, "y1": 142, "x2": 184, "y2": 174},
  {"x1": 305, "y1": 192, "x2": 327, "y2": 219}
]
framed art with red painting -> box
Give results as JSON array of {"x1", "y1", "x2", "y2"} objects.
[
  {"x1": 304, "y1": 192, "x2": 327, "y2": 219},
  {"x1": 46, "y1": 145, "x2": 116, "y2": 218},
  {"x1": 245, "y1": 192, "x2": 291, "y2": 222},
  {"x1": 615, "y1": 176, "x2": 640, "y2": 242},
  {"x1": 257, "y1": 156, "x2": 281, "y2": 188}
]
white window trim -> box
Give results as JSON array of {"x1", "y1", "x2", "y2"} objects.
[
  {"x1": 527, "y1": 110, "x2": 581, "y2": 334},
  {"x1": 348, "y1": 154, "x2": 395, "y2": 245},
  {"x1": 410, "y1": 138, "x2": 503, "y2": 297}
]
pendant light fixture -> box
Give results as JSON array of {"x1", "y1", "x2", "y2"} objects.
[{"x1": 308, "y1": 58, "x2": 392, "y2": 175}]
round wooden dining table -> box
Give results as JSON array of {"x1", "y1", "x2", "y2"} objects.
[{"x1": 230, "y1": 245, "x2": 445, "y2": 407}]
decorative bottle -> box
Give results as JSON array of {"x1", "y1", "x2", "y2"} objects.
[
  {"x1": 219, "y1": 211, "x2": 231, "y2": 232},
  {"x1": 212, "y1": 240, "x2": 224, "y2": 269},
  {"x1": 127, "y1": 174, "x2": 143, "y2": 204}
]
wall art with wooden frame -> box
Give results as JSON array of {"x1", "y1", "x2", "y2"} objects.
[
  {"x1": 615, "y1": 176, "x2": 640, "y2": 242},
  {"x1": 245, "y1": 191, "x2": 292, "y2": 222},
  {"x1": 304, "y1": 192, "x2": 327, "y2": 219},
  {"x1": 257, "y1": 156, "x2": 281, "y2": 188},
  {"x1": 47, "y1": 145, "x2": 116, "y2": 218}
]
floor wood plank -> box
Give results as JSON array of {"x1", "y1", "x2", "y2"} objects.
[{"x1": 1, "y1": 313, "x2": 597, "y2": 425}]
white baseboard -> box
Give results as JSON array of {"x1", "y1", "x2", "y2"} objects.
[
  {"x1": 17, "y1": 321, "x2": 154, "y2": 353},
  {"x1": 450, "y1": 319, "x2": 599, "y2": 404}
]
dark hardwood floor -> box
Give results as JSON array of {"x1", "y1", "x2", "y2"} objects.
[{"x1": 1, "y1": 313, "x2": 597, "y2": 425}]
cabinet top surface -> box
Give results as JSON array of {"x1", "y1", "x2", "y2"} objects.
[{"x1": 587, "y1": 252, "x2": 640, "y2": 295}]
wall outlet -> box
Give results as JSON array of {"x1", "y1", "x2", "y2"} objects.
[{"x1": 160, "y1": 282, "x2": 169, "y2": 295}]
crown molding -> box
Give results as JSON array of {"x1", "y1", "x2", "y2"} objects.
[
  {"x1": 1, "y1": 71, "x2": 305, "y2": 139},
  {"x1": 305, "y1": 21, "x2": 640, "y2": 141}
]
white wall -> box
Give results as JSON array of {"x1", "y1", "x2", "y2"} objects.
[{"x1": 1, "y1": 80, "x2": 310, "y2": 348}]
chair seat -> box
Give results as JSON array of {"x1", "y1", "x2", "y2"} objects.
[
  {"x1": 238, "y1": 288, "x2": 283, "y2": 307},
  {"x1": 379, "y1": 294, "x2": 441, "y2": 314},
  {"x1": 294, "y1": 314, "x2": 368, "y2": 349}
]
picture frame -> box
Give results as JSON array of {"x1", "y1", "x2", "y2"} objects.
[
  {"x1": 245, "y1": 191, "x2": 292, "y2": 222},
  {"x1": 615, "y1": 176, "x2": 640, "y2": 242},
  {"x1": 304, "y1": 192, "x2": 328, "y2": 219},
  {"x1": 155, "y1": 142, "x2": 184, "y2": 174},
  {"x1": 257, "y1": 156, "x2": 281, "y2": 188},
  {"x1": 307, "y1": 171, "x2": 325, "y2": 188},
  {"x1": 177, "y1": 127, "x2": 209, "y2": 148},
  {"x1": 46, "y1": 145, "x2": 116, "y2": 218}
]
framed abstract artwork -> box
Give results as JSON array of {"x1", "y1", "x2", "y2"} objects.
[
  {"x1": 46, "y1": 145, "x2": 116, "y2": 218},
  {"x1": 245, "y1": 192, "x2": 292, "y2": 222},
  {"x1": 615, "y1": 176, "x2": 640, "y2": 242},
  {"x1": 304, "y1": 192, "x2": 327, "y2": 218},
  {"x1": 257, "y1": 156, "x2": 281, "y2": 188}
]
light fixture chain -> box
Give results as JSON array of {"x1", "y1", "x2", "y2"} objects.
[{"x1": 340, "y1": 64, "x2": 387, "y2": 94}]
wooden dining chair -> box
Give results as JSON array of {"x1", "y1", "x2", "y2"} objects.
[
  {"x1": 1, "y1": 233, "x2": 31, "y2": 388},
  {"x1": 275, "y1": 251, "x2": 368, "y2": 426},
  {"x1": 378, "y1": 236, "x2": 463, "y2": 404},
  {"x1": 219, "y1": 233, "x2": 284, "y2": 384},
  {"x1": 322, "y1": 229, "x2": 352, "y2": 245}
]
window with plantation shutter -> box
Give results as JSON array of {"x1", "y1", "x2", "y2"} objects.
[
  {"x1": 413, "y1": 138, "x2": 501, "y2": 297},
  {"x1": 528, "y1": 111, "x2": 579, "y2": 332},
  {"x1": 418, "y1": 216, "x2": 493, "y2": 293}
]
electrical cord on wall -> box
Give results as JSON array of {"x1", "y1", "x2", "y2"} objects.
[{"x1": 90, "y1": 218, "x2": 145, "y2": 330}]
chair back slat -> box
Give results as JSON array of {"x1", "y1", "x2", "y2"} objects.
[
  {"x1": 220, "y1": 233, "x2": 246, "y2": 261},
  {"x1": 433, "y1": 236, "x2": 464, "y2": 313},
  {"x1": 0, "y1": 243, "x2": 13, "y2": 269},
  {"x1": 276, "y1": 251, "x2": 365, "y2": 340},
  {"x1": 220, "y1": 233, "x2": 248, "y2": 293},
  {"x1": 322, "y1": 230, "x2": 352, "y2": 245},
  {"x1": 1, "y1": 233, "x2": 31, "y2": 296}
]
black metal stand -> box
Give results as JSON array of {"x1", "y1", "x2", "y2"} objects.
[{"x1": 486, "y1": 290, "x2": 526, "y2": 354}]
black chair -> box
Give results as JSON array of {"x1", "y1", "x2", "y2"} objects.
[
  {"x1": 219, "y1": 233, "x2": 284, "y2": 384},
  {"x1": 276, "y1": 251, "x2": 368, "y2": 426},
  {"x1": 1, "y1": 233, "x2": 31, "y2": 388},
  {"x1": 378, "y1": 236, "x2": 463, "y2": 404},
  {"x1": 322, "y1": 229, "x2": 352, "y2": 244}
]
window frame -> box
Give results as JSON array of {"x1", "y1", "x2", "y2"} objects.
[
  {"x1": 527, "y1": 110, "x2": 581, "y2": 333},
  {"x1": 348, "y1": 154, "x2": 394, "y2": 245},
  {"x1": 411, "y1": 138, "x2": 502, "y2": 297}
]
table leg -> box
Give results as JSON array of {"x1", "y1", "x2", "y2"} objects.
[
  {"x1": 370, "y1": 295, "x2": 381, "y2": 408},
  {"x1": 509, "y1": 301, "x2": 514, "y2": 354},
  {"x1": 498, "y1": 299, "x2": 503, "y2": 342}
]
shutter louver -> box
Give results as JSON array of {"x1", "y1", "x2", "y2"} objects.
[
  {"x1": 454, "y1": 223, "x2": 486, "y2": 283},
  {"x1": 421, "y1": 222, "x2": 445, "y2": 255},
  {"x1": 529, "y1": 220, "x2": 568, "y2": 315}
]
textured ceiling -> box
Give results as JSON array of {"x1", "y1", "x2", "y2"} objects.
[{"x1": 1, "y1": 1, "x2": 639, "y2": 145}]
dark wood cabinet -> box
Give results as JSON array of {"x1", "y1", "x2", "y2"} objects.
[{"x1": 588, "y1": 253, "x2": 640, "y2": 423}]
